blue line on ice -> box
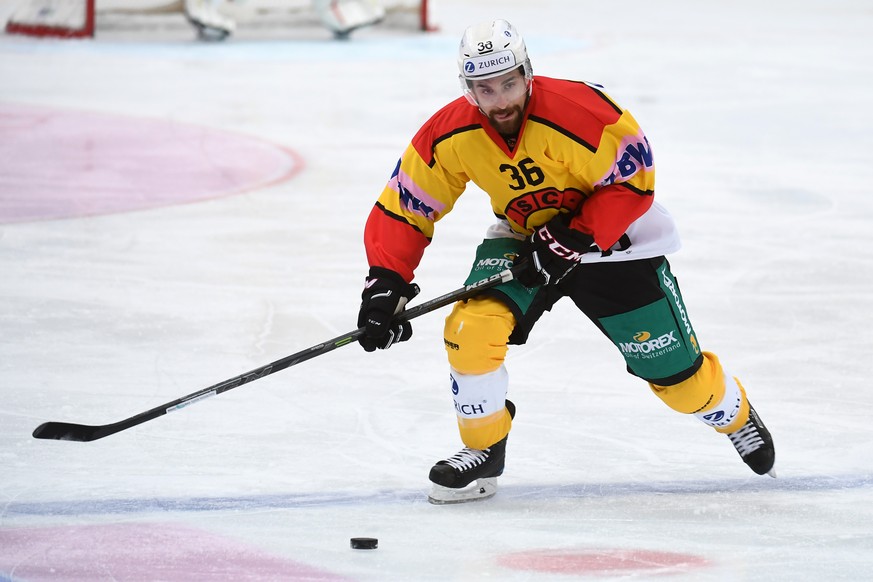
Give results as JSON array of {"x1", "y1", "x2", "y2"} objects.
[{"x1": 5, "y1": 474, "x2": 871, "y2": 517}]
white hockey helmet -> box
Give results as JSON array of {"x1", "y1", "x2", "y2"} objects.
[{"x1": 457, "y1": 19, "x2": 533, "y2": 104}]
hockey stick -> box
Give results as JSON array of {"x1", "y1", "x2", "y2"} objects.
[{"x1": 32, "y1": 266, "x2": 524, "y2": 442}]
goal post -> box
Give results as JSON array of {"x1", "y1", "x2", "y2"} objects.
[{"x1": 5, "y1": 0, "x2": 96, "y2": 38}]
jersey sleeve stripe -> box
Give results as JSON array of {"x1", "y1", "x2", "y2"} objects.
[
  {"x1": 373, "y1": 201, "x2": 430, "y2": 239},
  {"x1": 581, "y1": 83, "x2": 624, "y2": 116},
  {"x1": 387, "y1": 168, "x2": 448, "y2": 219},
  {"x1": 527, "y1": 115, "x2": 597, "y2": 153},
  {"x1": 615, "y1": 181, "x2": 654, "y2": 197},
  {"x1": 419, "y1": 124, "x2": 483, "y2": 168}
]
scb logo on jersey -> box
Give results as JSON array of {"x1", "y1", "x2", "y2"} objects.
[{"x1": 504, "y1": 187, "x2": 585, "y2": 229}]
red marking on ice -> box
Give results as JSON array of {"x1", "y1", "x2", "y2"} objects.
[
  {"x1": 498, "y1": 548, "x2": 709, "y2": 576},
  {"x1": 0, "y1": 522, "x2": 351, "y2": 581},
  {"x1": 0, "y1": 104, "x2": 304, "y2": 224}
]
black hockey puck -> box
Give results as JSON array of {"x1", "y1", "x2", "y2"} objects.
[{"x1": 350, "y1": 537, "x2": 378, "y2": 550}]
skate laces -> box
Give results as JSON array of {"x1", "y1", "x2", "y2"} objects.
[
  {"x1": 728, "y1": 414, "x2": 765, "y2": 457},
  {"x1": 443, "y1": 447, "x2": 490, "y2": 471}
]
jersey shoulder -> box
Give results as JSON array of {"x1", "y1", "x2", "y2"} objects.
[
  {"x1": 411, "y1": 97, "x2": 484, "y2": 166},
  {"x1": 529, "y1": 76, "x2": 627, "y2": 151}
]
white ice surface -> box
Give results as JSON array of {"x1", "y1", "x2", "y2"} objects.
[{"x1": 1, "y1": 0, "x2": 873, "y2": 580}]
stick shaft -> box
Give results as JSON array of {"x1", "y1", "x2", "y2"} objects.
[{"x1": 32, "y1": 267, "x2": 520, "y2": 442}]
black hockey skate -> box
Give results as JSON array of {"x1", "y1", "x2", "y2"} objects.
[
  {"x1": 428, "y1": 400, "x2": 514, "y2": 504},
  {"x1": 427, "y1": 436, "x2": 507, "y2": 504},
  {"x1": 728, "y1": 403, "x2": 776, "y2": 477}
]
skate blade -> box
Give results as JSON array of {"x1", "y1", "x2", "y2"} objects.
[{"x1": 428, "y1": 478, "x2": 498, "y2": 505}]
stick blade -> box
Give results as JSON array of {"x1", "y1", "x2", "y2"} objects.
[{"x1": 33, "y1": 421, "x2": 104, "y2": 442}]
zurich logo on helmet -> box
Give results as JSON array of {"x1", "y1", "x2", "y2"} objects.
[{"x1": 464, "y1": 61, "x2": 475, "y2": 74}]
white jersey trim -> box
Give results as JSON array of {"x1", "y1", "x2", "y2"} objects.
[{"x1": 485, "y1": 201, "x2": 681, "y2": 263}]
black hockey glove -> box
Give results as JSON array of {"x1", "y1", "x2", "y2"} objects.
[
  {"x1": 515, "y1": 214, "x2": 597, "y2": 288},
  {"x1": 357, "y1": 267, "x2": 421, "y2": 352}
]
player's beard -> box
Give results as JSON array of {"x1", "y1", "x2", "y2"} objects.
[{"x1": 486, "y1": 104, "x2": 525, "y2": 139}]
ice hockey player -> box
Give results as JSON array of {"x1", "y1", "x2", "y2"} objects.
[
  {"x1": 184, "y1": 0, "x2": 384, "y2": 40},
  {"x1": 356, "y1": 19, "x2": 776, "y2": 504},
  {"x1": 311, "y1": 0, "x2": 385, "y2": 38},
  {"x1": 184, "y1": 0, "x2": 235, "y2": 40}
]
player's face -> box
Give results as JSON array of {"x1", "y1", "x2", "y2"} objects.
[{"x1": 470, "y1": 69, "x2": 529, "y2": 136}]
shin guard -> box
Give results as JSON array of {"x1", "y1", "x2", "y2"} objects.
[
  {"x1": 450, "y1": 366, "x2": 512, "y2": 450},
  {"x1": 649, "y1": 351, "x2": 750, "y2": 433}
]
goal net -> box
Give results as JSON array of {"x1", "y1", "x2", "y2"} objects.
[{"x1": 5, "y1": 0, "x2": 432, "y2": 39}]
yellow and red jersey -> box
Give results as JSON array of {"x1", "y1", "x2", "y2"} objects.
[{"x1": 364, "y1": 76, "x2": 679, "y2": 282}]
